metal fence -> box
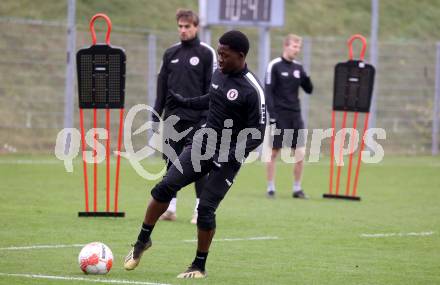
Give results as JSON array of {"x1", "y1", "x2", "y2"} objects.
[{"x1": 0, "y1": 18, "x2": 439, "y2": 155}]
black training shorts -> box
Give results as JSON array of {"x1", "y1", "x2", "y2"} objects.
[{"x1": 270, "y1": 111, "x2": 305, "y2": 149}]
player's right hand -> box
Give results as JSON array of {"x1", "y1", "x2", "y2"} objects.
[{"x1": 168, "y1": 89, "x2": 188, "y2": 108}]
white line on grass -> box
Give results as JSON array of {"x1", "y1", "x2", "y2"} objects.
[
  {"x1": 0, "y1": 244, "x2": 85, "y2": 250},
  {"x1": 360, "y1": 231, "x2": 434, "y2": 238},
  {"x1": 1, "y1": 236, "x2": 280, "y2": 251},
  {"x1": 0, "y1": 159, "x2": 61, "y2": 164},
  {"x1": 0, "y1": 159, "x2": 164, "y2": 165},
  {"x1": 0, "y1": 272, "x2": 173, "y2": 285},
  {"x1": 183, "y1": 236, "x2": 279, "y2": 242}
]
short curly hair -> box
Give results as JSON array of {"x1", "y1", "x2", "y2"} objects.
[{"x1": 219, "y1": 30, "x2": 250, "y2": 56}]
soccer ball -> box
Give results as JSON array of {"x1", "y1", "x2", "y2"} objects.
[{"x1": 78, "y1": 242, "x2": 113, "y2": 274}]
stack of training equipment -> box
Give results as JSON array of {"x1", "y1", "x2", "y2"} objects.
[
  {"x1": 324, "y1": 34, "x2": 375, "y2": 201},
  {"x1": 76, "y1": 13, "x2": 126, "y2": 216}
]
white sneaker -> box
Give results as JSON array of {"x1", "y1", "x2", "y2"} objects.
[
  {"x1": 159, "y1": 210, "x2": 177, "y2": 221},
  {"x1": 190, "y1": 213, "x2": 197, "y2": 224},
  {"x1": 177, "y1": 265, "x2": 207, "y2": 278}
]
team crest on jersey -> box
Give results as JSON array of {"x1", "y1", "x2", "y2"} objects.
[
  {"x1": 226, "y1": 89, "x2": 238, "y2": 101},
  {"x1": 293, "y1": 70, "x2": 301, "y2": 79},
  {"x1": 189, "y1": 56, "x2": 199, "y2": 66}
]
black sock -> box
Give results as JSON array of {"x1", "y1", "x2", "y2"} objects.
[
  {"x1": 137, "y1": 223, "x2": 154, "y2": 244},
  {"x1": 192, "y1": 251, "x2": 208, "y2": 271}
]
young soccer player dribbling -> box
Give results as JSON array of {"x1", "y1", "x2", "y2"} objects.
[{"x1": 124, "y1": 30, "x2": 266, "y2": 278}]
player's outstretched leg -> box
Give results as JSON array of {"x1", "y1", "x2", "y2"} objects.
[
  {"x1": 124, "y1": 238, "x2": 152, "y2": 270},
  {"x1": 125, "y1": 146, "x2": 205, "y2": 271},
  {"x1": 123, "y1": 198, "x2": 169, "y2": 270},
  {"x1": 123, "y1": 193, "x2": 170, "y2": 270}
]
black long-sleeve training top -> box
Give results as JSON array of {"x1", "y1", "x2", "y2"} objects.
[
  {"x1": 186, "y1": 65, "x2": 266, "y2": 162},
  {"x1": 154, "y1": 36, "x2": 217, "y2": 122},
  {"x1": 265, "y1": 56, "x2": 313, "y2": 117}
]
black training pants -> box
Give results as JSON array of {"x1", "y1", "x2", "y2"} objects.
[{"x1": 151, "y1": 145, "x2": 241, "y2": 229}]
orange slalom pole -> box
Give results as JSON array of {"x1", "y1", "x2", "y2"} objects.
[
  {"x1": 335, "y1": 111, "x2": 348, "y2": 195},
  {"x1": 93, "y1": 108, "x2": 98, "y2": 212},
  {"x1": 329, "y1": 111, "x2": 336, "y2": 194},
  {"x1": 345, "y1": 112, "x2": 359, "y2": 196},
  {"x1": 352, "y1": 113, "x2": 370, "y2": 197},
  {"x1": 106, "y1": 108, "x2": 111, "y2": 212},
  {"x1": 114, "y1": 108, "x2": 124, "y2": 213},
  {"x1": 79, "y1": 109, "x2": 89, "y2": 212}
]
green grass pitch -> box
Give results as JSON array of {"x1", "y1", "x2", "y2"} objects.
[{"x1": 0, "y1": 155, "x2": 439, "y2": 285}]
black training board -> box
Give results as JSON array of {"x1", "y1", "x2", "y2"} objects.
[
  {"x1": 77, "y1": 44, "x2": 126, "y2": 109},
  {"x1": 333, "y1": 60, "x2": 375, "y2": 113}
]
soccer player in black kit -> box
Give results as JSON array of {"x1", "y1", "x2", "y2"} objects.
[
  {"x1": 265, "y1": 34, "x2": 313, "y2": 199},
  {"x1": 124, "y1": 30, "x2": 266, "y2": 278},
  {"x1": 153, "y1": 9, "x2": 217, "y2": 223}
]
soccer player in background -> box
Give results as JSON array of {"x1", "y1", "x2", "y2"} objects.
[
  {"x1": 152, "y1": 9, "x2": 217, "y2": 223},
  {"x1": 124, "y1": 30, "x2": 266, "y2": 278},
  {"x1": 265, "y1": 34, "x2": 313, "y2": 199}
]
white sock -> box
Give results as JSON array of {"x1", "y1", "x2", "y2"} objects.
[
  {"x1": 293, "y1": 181, "x2": 302, "y2": 192},
  {"x1": 267, "y1": 181, "x2": 275, "y2": 192},
  {"x1": 193, "y1": 198, "x2": 200, "y2": 214},
  {"x1": 167, "y1": 198, "x2": 177, "y2": 213}
]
